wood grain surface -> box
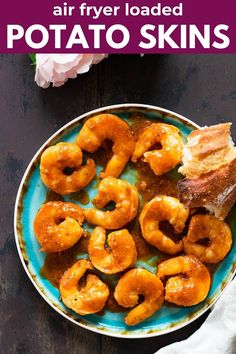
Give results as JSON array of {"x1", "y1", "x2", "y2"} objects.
[{"x1": 1, "y1": 54, "x2": 236, "y2": 354}]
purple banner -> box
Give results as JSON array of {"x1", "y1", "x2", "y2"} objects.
[{"x1": 1, "y1": 0, "x2": 236, "y2": 53}]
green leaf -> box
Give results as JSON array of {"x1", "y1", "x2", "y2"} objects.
[{"x1": 29, "y1": 53, "x2": 36, "y2": 65}]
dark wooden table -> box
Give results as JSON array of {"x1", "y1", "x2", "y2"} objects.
[{"x1": 1, "y1": 54, "x2": 236, "y2": 354}]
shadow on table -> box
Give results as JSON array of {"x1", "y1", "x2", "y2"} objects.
[{"x1": 100, "y1": 311, "x2": 210, "y2": 354}]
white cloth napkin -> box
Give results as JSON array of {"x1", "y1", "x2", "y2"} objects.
[{"x1": 156, "y1": 279, "x2": 236, "y2": 354}]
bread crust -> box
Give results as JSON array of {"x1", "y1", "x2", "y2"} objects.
[
  {"x1": 179, "y1": 123, "x2": 236, "y2": 179},
  {"x1": 178, "y1": 123, "x2": 236, "y2": 219},
  {"x1": 188, "y1": 123, "x2": 231, "y2": 157},
  {"x1": 178, "y1": 158, "x2": 236, "y2": 220}
]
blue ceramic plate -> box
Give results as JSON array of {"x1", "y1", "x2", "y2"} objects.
[{"x1": 14, "y1": 104, "x2": 236, "y2": 338}]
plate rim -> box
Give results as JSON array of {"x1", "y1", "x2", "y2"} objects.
[{"x1": 14, "y1": 103, "x2": 235, "y2": 339}]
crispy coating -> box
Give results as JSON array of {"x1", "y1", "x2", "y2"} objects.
[
  {"x1": 139, "y1": 196, "x2": 189, "y2": 254},
  {"x1": 77, "y1": 114, "x2": 134, "y2": 178},
  {"x1": 88, "y1": 227, "x2": 137, "y2": 274},
  {"x1": 84, "y1": 177, "x2": 139, "y2": 229},
  {"x1": 40, "y1": 142, "x2": 96, "y2": 195},
  {"x1": 157, "y1": 255, "x2": 211, "y2": 306},
  {"x1": 114, "y1": 268, "x2": 164, "y2": 326},
  {"x1": 34, "y1": 201, "x2": 84, "y2": 252},
  {"x1": 132, "y1": 123, "x2": 183, "y2": 175},
  {"x1": 183, "y1": 214, "x2": 232, "y2": 263},
  {"x1": 59, "y1": 259, "x2": 109, "y2": 315}
]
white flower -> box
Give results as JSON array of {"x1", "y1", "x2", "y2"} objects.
[{"x1": 35, "y1": 54, "x2": 108, "y2": 88}]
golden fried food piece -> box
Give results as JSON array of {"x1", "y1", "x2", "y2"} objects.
[
  {"x1": 88, "y1": 227, "x2": 137, "y2": 274},
  {"x1": 131, "y1": 123, "x2": 183, "y2": 175},
  {"x1": 114, "y1": 268, "x2": 164, "y2": 326},
  {"x1": 183, "y1": 214, "x2": 232, "y2": 263},
  {"x1": 139, "y1": 196, "x2": 189, "y2": 254},
  {"x1": 34, "y1": 201, "x2": 84, "y2": 252},
  {"x1": 59, "y1": 259, "x2": 109, "y2": 315},
  {"x1": 40, "y1": 142, "x2": 96, "y2": 195},
  {"x1": 157, "y1": 255, "x2": 211, "y2": 306},
  {"x1": 77, "y1": 114, "x2": 134, "y2": 178},
  {"x1": 84, "y1": 177, "x2": 139, "y2": 229}
]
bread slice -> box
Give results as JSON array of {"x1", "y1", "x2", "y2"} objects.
[
  {"x1": 178, "y1": 123, "x2": 236, "y2": 219},
  {"x1": 178, "y1": 158, "x2": 236, "y2": 219},
  {"x1": 179, "y1": 123, "x2": 236, "y2": 179}
]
